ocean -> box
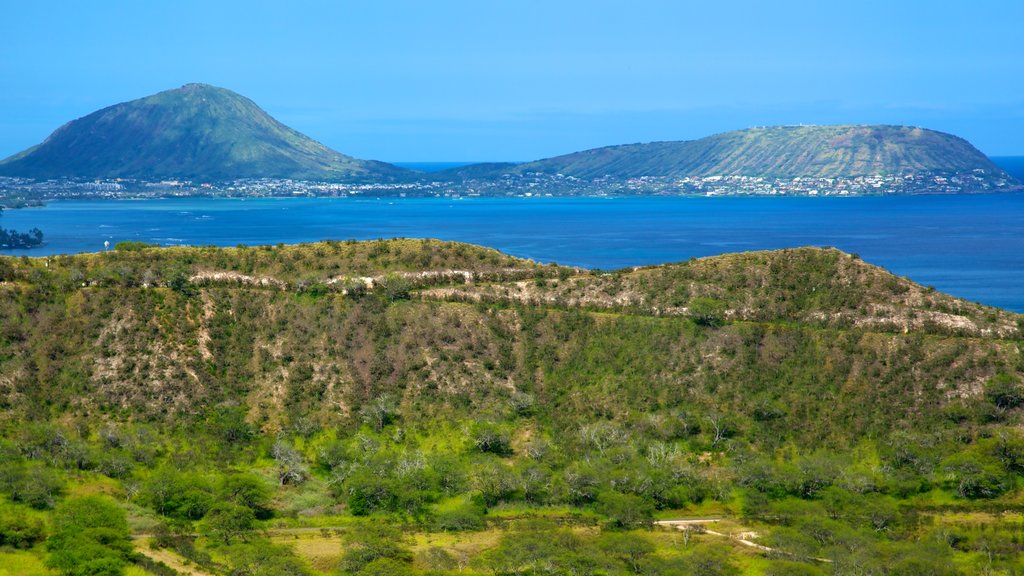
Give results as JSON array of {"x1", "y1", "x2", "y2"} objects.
[{"x1": 1, "y1": 194, "x2": 1023, "y2": 312}]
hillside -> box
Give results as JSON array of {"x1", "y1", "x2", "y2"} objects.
[
  {"x1": 421, "y1": 247, "x2": 1022, "y2": 338},
  {"x1": 442, "y1": 125, "x2": 1018, "y2": 189},
  {"x1": 1, "y1": 241, "x2": 1023, "y2": 575},
  {"x1": 0, "y1": 84, "x2": 409, "y2": 181}
]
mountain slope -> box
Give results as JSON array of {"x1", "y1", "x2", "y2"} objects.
[
  {"x1": 0, "y1": 241, "x2": 1018, "y2": 429},
  {"x1": 3, "y1": 241, "x2": 1024, "y2": 572},
  {"x1": 0, "y1": 83, "x2": 409, "y2": 181},
  {"x1": 444, "y1": 125, "x2": 1016, "y2": 184}
]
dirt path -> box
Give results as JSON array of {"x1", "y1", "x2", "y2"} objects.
[
  {"x1": 655, "y1": 519, "x2": 832, "y2": 563},
  {"x1": 134, "y1": 537, "x2": 215, "y2": 576},
  {"x1": 654, "y1": 518, "x2": 723, "y2": 527}
]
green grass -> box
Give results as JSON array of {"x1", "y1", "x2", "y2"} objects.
[{"x1": 0, "y1": 548, "x2": 52, "y2": 576}]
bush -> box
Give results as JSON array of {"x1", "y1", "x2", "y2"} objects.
[
  {"x1": 46, "y1": 496, "x2": 132, "y2": 576},
  {"x1": 432, "y1": 500, "x2": 485, "y2": 532},
  {"x1": 472, "y1": 423, "x2": 513, "y2": 456},
  {"x1": 985, "y1": 374, "x2": 1024, "y2": 410},
  {"x1": 943, "y1": 453, "x2": 1012, "y2": 500},
  {"x1": 0, "y1": 508, "x2": 46, "y2": 548},
  {"x1": 688, "y1": 297, "x2": 727, "y2": 327},
  {"x1": 114, "y1": 241, "x2": 157, "y2": 252},
  {"x1": 223, "y1": 540, "x2": 312, "y2": 576},
  {"x1": 359, "y1": 394, "x2": 400, "y2": 432},
  {"x1": 595, "y1": 491, "x2": 654, "y2": 529},
  {"x1": 219, "y1": 473, "x2": 273, "y2": 519},
  {"x1": 140, "y1": 467, "x2": 214, "y2": 520},
  {"x1": 0, "y1": 463, "x2": 65, "y2": 509},
  {"x1": 202, "y1": 502, "x2": 256, "y2": 545},
  {"x1": 598, "y1": 533, "x2": 655, "y2": 574},
  {"x1": 339, "y1": 524, "x2": 413, "y2": 574},
  {"x1": 684, "y1": 543, "x2": 740, "y2": 576}
]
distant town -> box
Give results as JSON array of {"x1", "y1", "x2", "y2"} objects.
[{"x1": 0, "y1": 168, "x2": 1017, "y2": 206}]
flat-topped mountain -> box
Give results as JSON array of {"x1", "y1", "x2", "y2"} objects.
[
  {"x1": 0, "y1": 83, "x2": 409, "y2": 181},
  {"x1": 442, "y1": 125, "x2": 1018, "y2": 189}
]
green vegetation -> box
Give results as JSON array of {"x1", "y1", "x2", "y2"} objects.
[
  {"x1": 0, "y1": 83, "x2": 409, "y2": 181},
  {"x1": 0, "y1": 240, "x2": 1023, "y2": 575},
  {"x1": 46, "y1": 496, "x2": 132, "y2": 576}
]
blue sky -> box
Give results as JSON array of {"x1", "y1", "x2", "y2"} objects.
[{"x1": 1, "y1": 0, "x2": 1022, "y2": 161}]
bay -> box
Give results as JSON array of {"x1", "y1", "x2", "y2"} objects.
[{"x1": 1, "y1": 194, "x2": 1023, "y2": 312}]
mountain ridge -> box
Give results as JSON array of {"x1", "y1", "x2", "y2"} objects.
[
  {"x1": 441, "y1": 124, "x2": 1017, "y2": 186},
  {"x1": 0, "y1": 83, "x2": 410, "y2": 181}
]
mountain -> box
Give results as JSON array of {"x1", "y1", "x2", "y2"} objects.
[
  {"x1": 2, "y1": 240, "x2": 1023, "y2": 572},
  {"x1": 443, "y1": 125, "x2": 1017, "y2": 185},
  {"x1": 0, "y1": 83, "x2": 409, "y2": 181}
]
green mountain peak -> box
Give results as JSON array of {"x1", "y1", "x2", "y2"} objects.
[{"x1": 0, "y1": 84, "x2": 409, "y2": 181}]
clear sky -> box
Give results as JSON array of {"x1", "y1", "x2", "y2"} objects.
[{"x1": 1, "y1": 0, "x2": 1022, "y2": 161}]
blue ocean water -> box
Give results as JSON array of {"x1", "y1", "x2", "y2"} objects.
[
  {"x1": 1, "y1": 194, "x2": 1023, "y2": 311},
  {"x1": 993, "y1": 156, "x2": 1024, "y2": 182},
  {"x1": 392, "y1": 162, "x2": 477, "y2": 172}
]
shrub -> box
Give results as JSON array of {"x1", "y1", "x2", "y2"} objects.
[
  {"x1": 595, "y1": 491, "x2": 654, "y2": 529},
  {"x1": 223, "y1": 540, "x2": 312, "y2": 576},
  {"x1": 688, "y1": 297, "x2": 727, "y2": 327},
  {"x1": 201, "y1": 502, "x2": 256, "y2": 545},
  {"x1": 0, "y1": 508, "x2": 46, "y2": 548},
  {"x1": 219, "y1": 473, "x2": 273, "y2": 519},
  {"x1": 0, "y1": 463, "x2": 65, "y2": 509},
  {"x1": 46, "y1": 496, "x2": 132, "y2": 576},
  {"x1": 471, "y1": 423, "x2": 513, "y2": 456},
  {"x1": 432, "y1": 500, "x2": 485, "y2": 532},
  {"x1": 985, "y1": 374, "x2": 1024, "y2": 410},
  {"x1": 339, "y1": 524, "x2": 413, "y2": 574},
  {"x1": 114, "y1": 241, "x2": 157, "y2": 252},
  {"x1": 943, "y1": 453, "x2": 1012, "y2": 500}
]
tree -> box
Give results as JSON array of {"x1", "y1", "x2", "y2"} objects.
[
  {"x1": 220, "y1": 473, "x2": 274, "y2": 519},
  {"x1": 0, "y1": 223, "x2": 44, "y2": 249},
  {"x1": 478, "y1": 525, "x2": 603, "y2": 576},
  {"x1": 942, "y1": 452, "x2": 1011, "y2": 499},
  {"x1": 472, "y1": 423, "x2": 513, "y2": 456},
  {"x1": 223, "y1": 540, "x2": 312, "y2": 576},
  {"x1": 271, "y1": 439, "x2": 309, "y2": 486},
  {"x1": 685, "y1": 543, "x2": 740, "y2": 576},
  {"x1": 46, "y1": 496, "x2": 132, "y2": 576},
  {"x1": 202, "y1": 502, "x2": 256, "y2": 545},
  {"x1": 985, "y1": 374, "x2": 1024, "y2": 410},
  {"x1": 688, "y1": 297, "x2": 727, "y2": 327},
  {"x1": 359, "y1": 394, "x2": 399, "y2": 432},
  {"x1": 0, "y1": 508, "x2": 46, "y2": 549},
  {"x1": 474, "y1": 462, "x2": 519, "y2": 507},
  {"x1": 140, "y1": 467, "x2": 214, "y2": 520},
  {"x1": 376, "y1": 273, "x2": 412, "y2": 302},
  {"x1": 598, "y1": 533, "x2": 654, "y2": 574},
  {"x1": 595, "y1": 491, "x2": 654, "y2": 529},
  {"x1": 208, "y1": 405, "x2": 255, "y2": 447},
  {"x1": 1, "y1": 462, "x2": 65, "y2": 509}
]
